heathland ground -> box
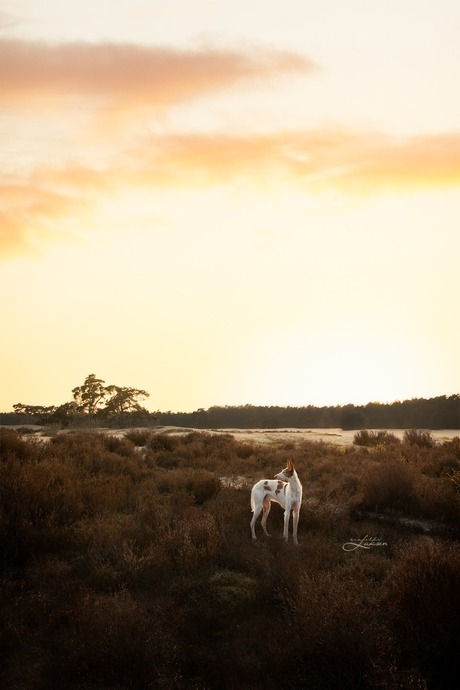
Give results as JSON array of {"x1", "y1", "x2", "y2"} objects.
[{"x1": 1, "y1": 426, "x2": 460, "y2": 689}]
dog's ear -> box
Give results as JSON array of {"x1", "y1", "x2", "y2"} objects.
[{"x1": 288, "y1": 460, "x2": 294, "y2": 470}]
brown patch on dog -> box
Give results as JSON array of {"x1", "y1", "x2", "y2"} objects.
[{"x1": 275, "y1": 480, "x2": 285, "y2": 495}]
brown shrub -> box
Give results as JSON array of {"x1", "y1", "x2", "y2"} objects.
[
  {"x1": 0, "y1": 455, "x2": 86, "y2": 565},
  {"x1": 403, "y1": 429, "x2": 434, "y2": 448},
  {"x1": 49, "y1": 432, "x2": 142, "y2": 477},
  {"x1": 283, "y1": 569, "x2": 389, "y2": 689},
  {"x1": 147, "y1": 431, "x2": 178, "y2": 453},
  {"x1": 62, "y1": 590, "x2": 182, "y2": 689},
  {"x1": 0, "y1": 427, "x2": 36, "y2": 462},
  {"x1": 155, "y1": 467, "x2": 221, "y2": 504},
  {"x1": 168, "y1": 512, "x2": 220, "y2": 572},
  {"x1": 100, "y1": 433, "x2": 136, "y2": 457},
  {"x1": 354, "y1": 429, "x2": 401, "y2": 447},
  {"x1": 124, "y1": 428, "x2": 153, "y2": 446},
  {"x1": 422, "y1": 449, "x2": 460, "y2": 478},
  {"x1": 360, "y1": 460, "x2": 419, "y2": 513},
  {"x1": 382, "y1": 538, "x2": 460, "y2": 687},
  {"x1": 74, "y1": 512, "x2": 171, "y2": 591},
  {"x1": 416, "y1": 475, "x2": 460, "y2": 522}
]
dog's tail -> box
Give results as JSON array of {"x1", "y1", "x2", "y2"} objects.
[{"x1": 250, "y1": 485, "x2": 255, "y2": 512}]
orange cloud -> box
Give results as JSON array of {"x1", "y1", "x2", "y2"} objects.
[
  {"x1": 328, "y1": 132, "x2": 460, "y2": 193},
  {"x1": 2, "y1": 129, "x2": 459, "y2": 259},
  {"x1": 119, "y1": 129, "x2": 460, "y2": 192},
  {"x1": 3, "y1": 36, "x2": 458, "y2": 262},
  {"x1": 0, "y1": 38, "x2": 314, "y2": 112},
  {"x1": 0, "y1": 182, "x2": 87, "y2": 257}
]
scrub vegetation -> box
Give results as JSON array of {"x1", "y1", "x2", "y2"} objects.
[{"x1": 1, "y1": 427, "x2": 460, "y2": 689}]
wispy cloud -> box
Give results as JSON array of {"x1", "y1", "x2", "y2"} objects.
[
  {"x1": 67, "y1": 129, "x2": 460, "y2": 192},
  {"x1": 0, "y1": 37, "x2": 316, "y2": 257},
  {"x1": 2, "y1": 129, "x2": 459, "y2": 258},
  {"x1": 1, "y1": 36, "x2": 459, "y2": 259},
  {"x1": 331, "y1": 132, "x2": 460, "y2": 193},
  {"x1": 0, "y1": 181, "x2": 88, "y2": 257},
  {"x1": 0, "y1": 38, "x2": 314, "y2": 113}
]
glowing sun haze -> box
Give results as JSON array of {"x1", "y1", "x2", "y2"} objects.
[{"x1": 1, "y1": 0, "x2": 459, "y2": 414}]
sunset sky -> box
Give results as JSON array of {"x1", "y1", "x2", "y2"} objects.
[{"x1": 1, "y1": 0, "x2": 459, "y2": 415}]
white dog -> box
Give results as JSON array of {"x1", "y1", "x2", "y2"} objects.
[{"x1": 250, "y1": 460, "x2": 303, "y2": 544}]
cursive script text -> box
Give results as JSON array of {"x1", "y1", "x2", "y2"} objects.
[{"x1": 342, "y1": 536, "x2": 388, "y2": 552}]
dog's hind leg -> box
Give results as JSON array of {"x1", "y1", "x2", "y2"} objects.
[
  {"x1": 260, "y1": 498, "x2": 272, "y2": 537},
  {"x1": 250, "y1": 502, "x2": 263, "y2": 540}
]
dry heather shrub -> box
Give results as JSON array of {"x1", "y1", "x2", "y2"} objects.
[
  {"x1": 169, "y1": 512, "x2": 220, "y2": 572},
  {"x1": 100, "y1": 433, "x2": 136, "y2": 457},
  {"x1": 0, "y1": 428, "x2": 36, "y2": 462},
  {"x1": 452, "y1": 468, "x2": 460, "y2": 493},
  {"x1": 75, "y1": 514, "x2": 156, "y2": 591},
  {"x1": 306, "y1": 455, "x2": 338, "y2": 484},
  {"x1": 354, "y1": 430, "x2": 400, "y2": 447},
  {"x1": 156, "y1": 431, "x2": 220, "y2": 469},
  {"x1": 155, "y1": 467, "x2": 221, "y2": 504},
  {"x1": 207, "y1": 569, "x2": 258, "y2": 606},
  {"x1": 232, "y1": 439, "x2": 258, "y2": 459},
  {"x1": 416, "y1": 474, "x2": 460, "y2": 522},
  {"x1": 0, "y1": 555, "x2": 102, "y2": 690},
  {"x1": 0, "y1": 455, "x2": 87, "y2": 565},
  {"x1": 283, "y1": 570, "x2": 387, "y2": 689},
  {"x1": 403, "y1": 429, "x2": 434, "y2": 448},
  {"x1": 48, "y1": 432, "x2": 141, "y2": 477},
  {"x1": 360, "y1": 460, "x2": 418, "y2": 513},
  {"x1": 383, "y1": 538, "x2": 460, "y2": 687},
  {"x1": 147, "y1": 431, "x2": 271, "y2": 474},
  {"x1": 124, "y1": 428, "x2": 153, "y2": 446},
  {"x1": 75, "y1": 499, "x2": 219, "y2": 591},
  {"x1": 422, "y1": 440, "x2": 460, "y2": 477},
  {"x1": 147, "y1": 431, "x2": 178, "y2": 453},
  {"x1": 64, "y1": 590, "x2": 182, "y2": 690}
]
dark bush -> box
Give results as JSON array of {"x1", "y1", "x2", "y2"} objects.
[
  {"x1": 64, "y1": 590, "x2": 182, "y2": 689},
  {"x1": 360, "y1": 460, "x2": 418, "y2": 513},
  {"x1": 354, "y1": 429, "x2": 400, "y2": 446},
  {"x1": 147, "y1": 431, "x2": 178, "y2": 453},
  {"x1": 49, "y1": 432, "x2": 141, "y2": 477},
  {"x1": 403, "y1": 429, "x2": 434, "y2": 448},
  {"x1": 155, "y1": 468, "x2": 221, "y2": 504},
  {"x1": 383, "y1": 539, "x2": 460, "y2": 687},
  {"x1": 0, "y1": 427, "x2": 37, "y2": 463},
  {"x1": 100, "y1": 433, "x2": 136, "y2": 457},
  {"x1": 124, "y1": 428, "x2": 152, "y2": 446},
  {"x1": 283, "y1": 570, "x2": 389, "y2": 689}
]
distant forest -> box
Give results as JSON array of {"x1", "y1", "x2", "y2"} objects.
[
  {"x1": 157, "y1": 395, "x2": 459, "y2": 430},
  {"x1": 1, "y1": 395, "x2": 458, "y2": 430}
]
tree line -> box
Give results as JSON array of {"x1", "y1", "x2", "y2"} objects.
[
  {"x1": 157, "y1": 395, "x2": 459, "y2": 430},
  {"x1": 1, "y1": 378, "x2": 458, "y2": 430}
]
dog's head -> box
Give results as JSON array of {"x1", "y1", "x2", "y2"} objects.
[{"x1": 275, "y1": 460, "x2": 294, "y2": 480}]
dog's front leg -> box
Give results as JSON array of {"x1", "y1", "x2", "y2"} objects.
[
  {"x1": 283, "y1": 508, "x2": 291, "y2": 541},
  {"x1": 292, "y1": 504, "x2": 300, "y2": 545}
]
